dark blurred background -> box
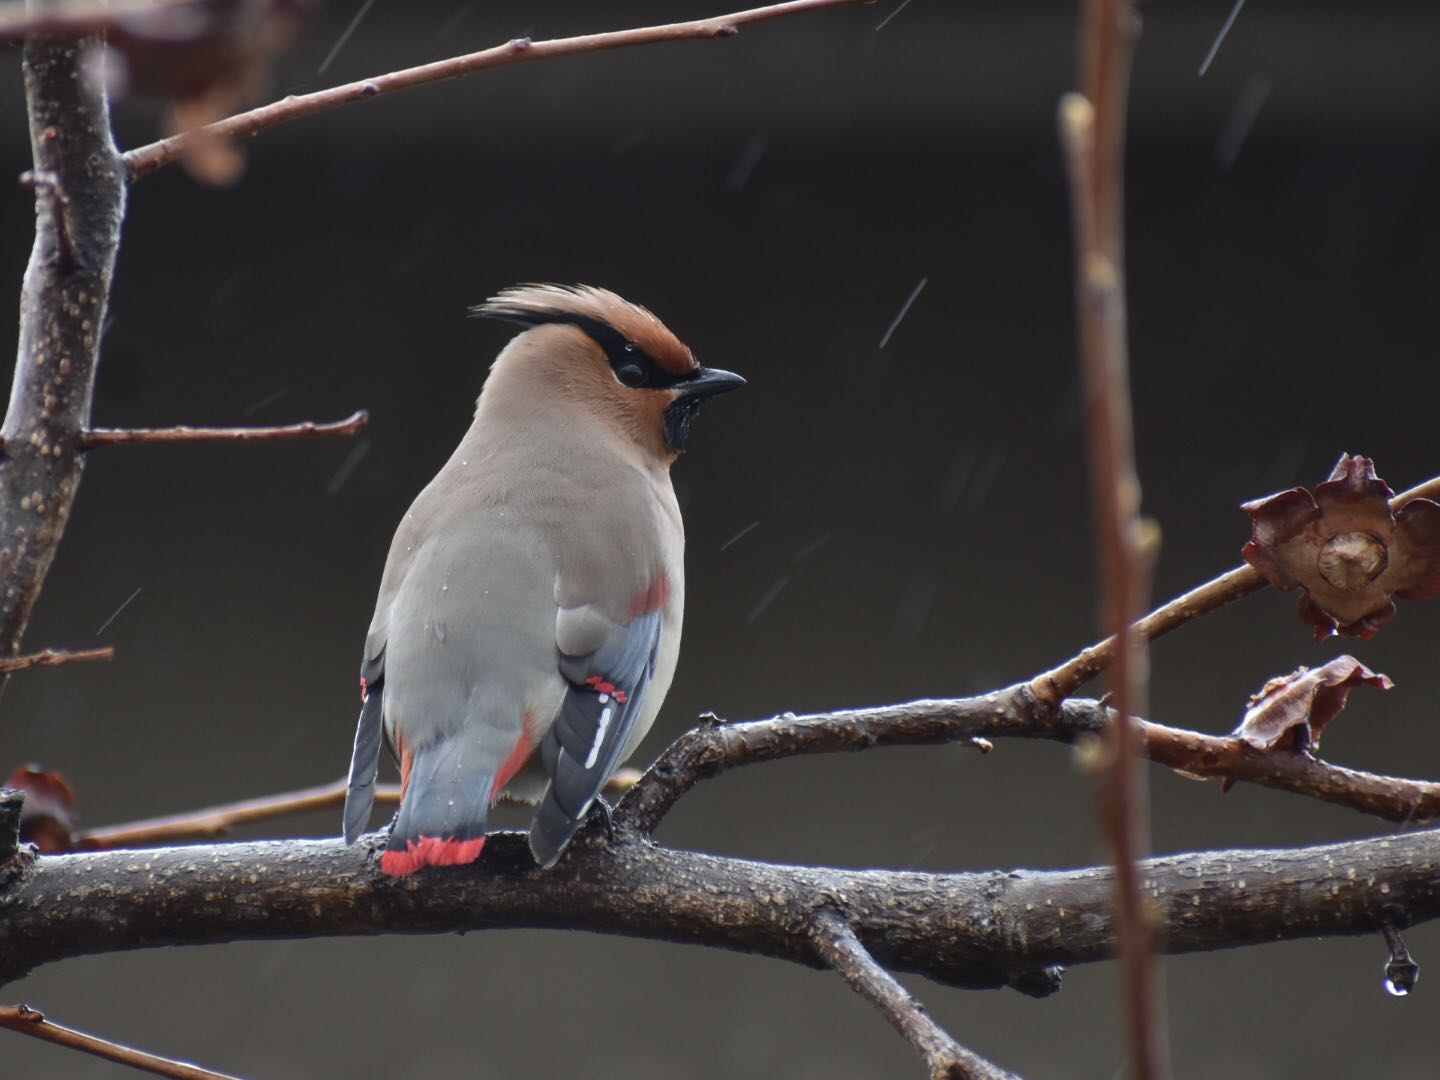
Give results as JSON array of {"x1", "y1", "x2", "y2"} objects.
[{"x1": 4, "y1": 1, "x2": 1440, "y2": 1076}]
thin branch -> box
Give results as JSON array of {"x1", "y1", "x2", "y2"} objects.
[
  {"x1": 1032, "y1": 468, "x2": 1440, "y2": 705},
  {"x1": 1126, "y1": 708, "x2": 1440, "y2": 823},
  {"x1": 1031, "y1": 564, "x2": 1266, "y2": 705},
  {"x1": 75, "y1": 776, "x2": 380, "y2": 848},
  {"x1": 4, "y1": 825, "x2": 1439, "y2": 994},
  {"x1": 1393, "y1": 472, "x2": 1440, "y2": 509},
  {"x1": 76, "y1": 767, "x2": 643, "y2": 849},
  {"x1": 810, "y1": 910, "x2": 1021, "y2": 1080},
  {"x1": 1063, "y1": 0, "x2": 1165, "y2": 1070},
  {"x1": 79, "y1": 410, "x2": 368, "y2": 448},
  {"x1": 0, "y1": 1003, "x2": 242, "y2": 1080},
  {"x1": 0, "y1": 645, "x2": 112, "y2": 674},
  {"x1": 0, "y1": 6, "x2": 126, "y2": 655},
  {"x1": 617, "y1": 690, "x2": 1440, "y2": 834},
  {"x1": 121, "y1": 0, "x2": 873, "y2": 180}
]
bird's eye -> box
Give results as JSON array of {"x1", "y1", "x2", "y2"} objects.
[{"x1": 617, "y1": 362, "x2": 648, "y2": 388}]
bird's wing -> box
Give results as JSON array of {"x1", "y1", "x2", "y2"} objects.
[{"x1": 530, "y1": 604, "x2": 664, "y2": 867}]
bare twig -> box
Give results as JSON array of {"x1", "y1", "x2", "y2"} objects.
[
  {"x1": 122, "y1": 0, "x2": 873, "y2": 180},
  {"x1": 1060, "y1": 0, "x2": 1165, "y2": 1068},
  {"x1": 1033, "y1": 469, "x2": 1440, "y2": 705},
  {"x1": 80, "y1": 410, "x2": 368, "y2": 448},
  {"x1": 0, "y1": 1003, "x2": 242, "y2": 1080},
  {"x1": 76, "y1": 767, "x2": 643, "y2": 849},
  {"x1": 0, "y1": 645, "x2": 112, "y2": 674},
  {"x1": 618, "y1": 690, "x2": 1440, "y2": 834},
  {"x1": 1124, "y1": 708, "x2": 1440, "y2": 823},
  {"x1": 76, "y1": 776, "x2": 383, "y2": 848},
  {"x1": 1393, "y1": 472, "x2": 1440, "y2": 509},
  {"x1": 811, "y1": 910, "x2": 1020, "y2": 1080},
  {"x1": 1031, "y1": 564, "x2": 1266, "y2": 704},
  {"x1": 0, "y1": 9, "x2": 126, "y2": 656}
]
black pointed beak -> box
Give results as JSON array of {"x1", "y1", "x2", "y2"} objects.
[{"x1": 677, "y1": 366, "x2": 745, "y2": 399}]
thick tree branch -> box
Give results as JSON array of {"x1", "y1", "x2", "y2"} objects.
[
  {"x1": 0, "y1": 1003, "x2": 241, "y2": 1080},
  {"x1": 2, "y1": 825, "x2": 1437, "y2": 997},
  {"x1": 0, "y1": 18, "x2": 125, "y2": 656},
  {"x1": 121, "y1": 0, "x2": 873, "y2": 180},
  {"x1": 810, "y1": 910, "x2": 1020, "y2": 1080},
  {"x1": 79, "y1": 410, "x2": 368, "y2": 448}
]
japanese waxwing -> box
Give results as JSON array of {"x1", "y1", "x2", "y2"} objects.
[{"x1": 342, "y1": 284, "x2": 743, "y2": 875}]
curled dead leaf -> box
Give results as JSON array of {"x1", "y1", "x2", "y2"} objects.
[
  {"x1": 1241, "y1": 454, "x2": 1440, "y2": 640},
  {"x1": 1232, "y1": 655, "x2": 1393, "y2": 755}
]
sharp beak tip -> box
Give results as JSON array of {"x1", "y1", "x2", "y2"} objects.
[{"x1": 685, "y1": 367, "x2": 746, "y2": 398}]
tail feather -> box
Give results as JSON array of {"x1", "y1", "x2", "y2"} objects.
[
  {"x1": 381, "y1": 738, "x2": 494, "y2": 877},
  {"x1": 381, "y1": 835, "x2": 486, "y2": 876},
  {"x1": 342, "y1": 683, "x2": 385, "y2": 844},
  {"x1": 529, "y1": 788, "x2": 584, "y2": 869}
]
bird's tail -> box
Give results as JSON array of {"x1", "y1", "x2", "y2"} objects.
[
  {"x1": 342, "y1": 680, "x2": 385, "y2": 845},
  {"x1": 380, "y1": 738, "x2": 494, "y2": 876}
]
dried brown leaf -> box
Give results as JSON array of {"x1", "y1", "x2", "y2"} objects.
[
  {"x1": 5, "y1": 764, "x2": 77, "y2": 853},
  {"x1": 1232, "y1": 656, "x2": 1393, "y2": 754}
]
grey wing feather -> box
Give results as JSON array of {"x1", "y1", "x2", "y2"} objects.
[
  {"x1": 529, "y1": 610, "x2": 662, "y2": 867},
  {"x1": 342, "y1": 652, "x2": 386, "y2": 844}
]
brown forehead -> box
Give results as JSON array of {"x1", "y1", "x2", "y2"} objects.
[
  {"x1": 479, "y1": 284, "x2": 697, "y2": 376},
  {"x1": 600, "y1": 299, "x2": 697, "y2": 376}
]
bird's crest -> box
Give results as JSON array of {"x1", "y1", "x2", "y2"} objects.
[{"x1": 473, "y1": 284, "x2": 697, "y2": 377}]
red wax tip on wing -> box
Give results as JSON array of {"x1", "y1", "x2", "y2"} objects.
[
  {"x1": 380, "y1": 835, "x2": 486, "y2": 876},
  {"x1": 584, "y1": 675, "x2": 629, "y2": 704}
]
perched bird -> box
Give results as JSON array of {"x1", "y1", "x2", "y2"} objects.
[{"x1": 342, "y1": 284, "x2": 743, "y2": 875}]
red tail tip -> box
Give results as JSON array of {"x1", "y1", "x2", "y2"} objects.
[{"x1": 380, "y1": 835, "x2": 486, "y2": 876}]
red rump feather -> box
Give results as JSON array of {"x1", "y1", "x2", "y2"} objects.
[{"x1": 381, "y1": 835, "x2": 486, "y2": 876}]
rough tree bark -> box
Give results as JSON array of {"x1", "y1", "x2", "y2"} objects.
[
  {"x1": 0, "y1": 21, "x2": 124, "y2": 655},
  {"x1": 3, "y1": 820, "x2": 1436, "y2": 994}
]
